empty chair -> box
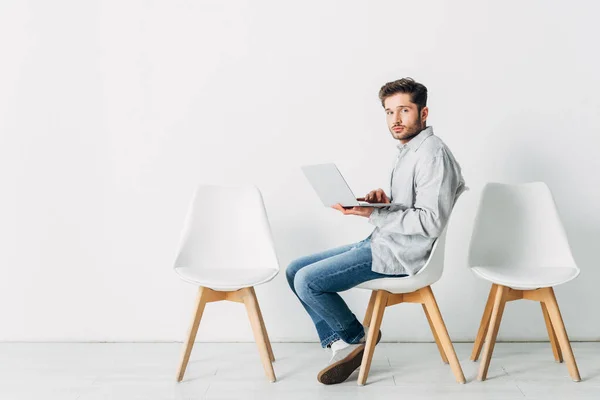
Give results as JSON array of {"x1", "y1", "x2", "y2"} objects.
[
  {"x1": 174, "y1": 184, "x2": 280, "y2": 382},
  {"x1": 355, "y1": 216, "x2": 466, "y2": 386},
  {"x1": 468, "y1": 182, "x2": 581, "y2": 382}
]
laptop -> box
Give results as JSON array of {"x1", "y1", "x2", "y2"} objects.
[{"x1": 301, "y1": 163, "x2": 397, "y2": 208}]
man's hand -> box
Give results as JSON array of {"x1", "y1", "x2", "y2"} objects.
[
  {"x1": 359, "y1": 188, "x2": 390, "y2": 204},
  {"x1": 331, "y1": 204, "x2": 373, "y2": 218},
  {"x1": 331, "y1": 188, "x2": 390, "y2": 217}
]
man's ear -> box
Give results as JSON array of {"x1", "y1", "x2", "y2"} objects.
[{"x1": 421, "y1": 106, "x2": 429, "y2": 123}]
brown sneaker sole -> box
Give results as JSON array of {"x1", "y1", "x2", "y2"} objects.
[{"x1": 317, "y1": 330, "x2": 382, "y2": 385}]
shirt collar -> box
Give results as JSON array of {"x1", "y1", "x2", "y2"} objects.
[{"x1": 396, "y1": 126, "x2": 434, "y2": 152}]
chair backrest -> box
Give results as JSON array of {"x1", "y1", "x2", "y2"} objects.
[
  {"x1": 411, "y1": 213, "x2": 449, "y2": 285},
  {"x1": 173, "y1": 184, "x2": 280, "y2": 273},
  {"x1": 411, "y1": 191, "x2": 465, "y2": 284},
  {"x1": 468, "y1": 182, "x2": 577, "y2": 270}
]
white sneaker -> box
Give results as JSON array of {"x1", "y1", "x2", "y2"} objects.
[
  {"x1": 317, "y1": 328, "x2": 382, "y2": 385},
  {"x1": 329, "y1": 339, "x2": 362, "y2": 364}
]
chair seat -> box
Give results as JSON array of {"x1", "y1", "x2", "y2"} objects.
[
  {"x1": 471, "y1": 266, "x2": 580, "y2": 289},
  {"x1": 356, "y1": 273, "x2": 435, "y2": 294},
  {"x1": 174, "y1": 267, "x2": 278, "y2": 291}
]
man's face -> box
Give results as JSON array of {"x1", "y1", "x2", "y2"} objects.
[{"x1": 384, "y1": 93, "x2": 428, "y2": 143}]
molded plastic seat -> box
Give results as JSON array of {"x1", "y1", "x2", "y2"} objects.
[
  {"x1": 173, "y1": 184, "x2": 280, "y2": 291},
  {"x1": 468, "y1": 182, "x2": 580, "y2": 290},
  {"x1": 174, "y1": 267, "x2": 279, "y2": 292},
  {"x1": 470, "y1": 266, "x2": 579, "y2": 290}
]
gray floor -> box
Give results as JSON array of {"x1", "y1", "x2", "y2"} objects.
[{"x1": 0, "y1": 342, "x2": 599, "y2": 399}]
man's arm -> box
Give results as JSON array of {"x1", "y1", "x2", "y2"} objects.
[{"x1": 368, "y1": 152, "x2": 462, "y2": 238}]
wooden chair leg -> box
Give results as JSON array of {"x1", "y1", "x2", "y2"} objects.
[
  {"x1": 363, "y1": 291, "x2": 377, "y2": 328},
  {"x1": 542, "y1": 288, "x2": 581, "y2": 382},
  {"x1": 420, "y1": 286, "x2": 466, "y2": 384},
  {"x1": 541, "y1": 301, "x2": 563, "y2": 363},
  {"x1": 471, "y1": 284, "x2": 498, "y2": 361},
  {"x1": 242, "y1": 287, "x2": 276, "y2": 382},
  {"x1": 177, "y1": 286, "x2": 209, "y2": 382},
  {"x1": 422, "y1": 303, "x2": 449, "y2": 364},
  {"x1": 477, "y1": 285, "x2": 508, "y2": 381},
  {"x1": 251, "y1": 287, "x2": 275, "y2": 362},
  {"x1": 357, "y1": 290, "x2": 388, "y2": 386}
]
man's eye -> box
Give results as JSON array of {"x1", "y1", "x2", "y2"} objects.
[{"x1": 402, "y1": 109, "x2": 409, "y2": 113}]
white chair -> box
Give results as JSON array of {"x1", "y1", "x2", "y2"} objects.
[
  {"x1": 173, "y1": 184, "x2": 280, "y2": 382},
  {"x1": 356, "y1": 216, "x2": 466, "y2": 385},
  {"x1": 468, "y1": 182, "x2": 581, "y2": 382}
]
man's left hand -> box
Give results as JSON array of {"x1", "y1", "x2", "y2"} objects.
[{"x1": 331, "y1": 204, "x2": 374, "y2": 218}]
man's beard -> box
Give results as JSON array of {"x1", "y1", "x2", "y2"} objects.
[{"x1": 391, "y1": 114, "x2": 424, "y2": 141}]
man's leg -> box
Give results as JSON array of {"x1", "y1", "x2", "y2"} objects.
[
  {"x1": 292, "y1": 239, "x2": 400, "y2": 345},
  {"x1": 286, "y1": 242, "x2": 358, "y2": 347}
]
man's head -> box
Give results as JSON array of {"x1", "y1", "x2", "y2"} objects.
[{"x1": 378, "y1": 78, "x2": 428, "y2": 143}]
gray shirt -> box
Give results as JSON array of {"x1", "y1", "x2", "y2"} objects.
[{"x1": 368, "y1": 126, "x2": 466, "y2": 275}]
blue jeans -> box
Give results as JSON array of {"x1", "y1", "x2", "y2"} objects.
[{"x1": 286, "y1": 237, "x2": 407, "y2": 348}]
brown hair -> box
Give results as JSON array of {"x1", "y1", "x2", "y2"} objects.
[{"x1": 378, "y1": 77, "x2": 428, "y2": 111}]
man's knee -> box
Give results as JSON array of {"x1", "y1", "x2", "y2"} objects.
[
  {"x1": 293, "y1": 267, "x2": 317, "y2": 300},
  {"x1": 285, "y1": 258, "x2": 305, "y2": 288}
]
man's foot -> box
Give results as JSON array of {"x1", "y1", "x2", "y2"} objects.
[{"x1": 317, "y1": 329, "x2": 382, "y2": 385}]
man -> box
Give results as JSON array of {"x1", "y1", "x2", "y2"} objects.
[{"x1": 286, "y1": 77, "x2": 466, "y2": 385}]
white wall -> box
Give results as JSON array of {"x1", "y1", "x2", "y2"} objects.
[{"x1": 1, "y1": 0, "x2": 599, "y2": 342}]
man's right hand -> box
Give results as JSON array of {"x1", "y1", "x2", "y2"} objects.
[{"x1": 358, "y1": 188, "x2": 390, "y2": 204}]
